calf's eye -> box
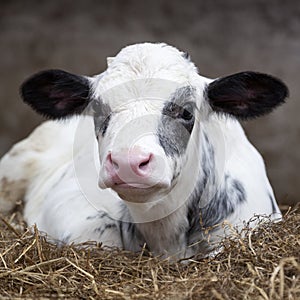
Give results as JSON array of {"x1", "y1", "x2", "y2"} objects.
[
  {"x1": 163, "y1": 102, "x2": 195, "y2": 123},
  {"x1": 180, "y1": 108, "x2": 193, "y2": 121},
  {"x1": 178, "y1": 103, "x2": 194, "y2": 122}
]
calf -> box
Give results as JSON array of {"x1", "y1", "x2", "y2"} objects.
[{"x1": 0, "y1": 43, "x2": 288, "y2": 259}]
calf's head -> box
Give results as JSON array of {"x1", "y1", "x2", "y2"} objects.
[{"x1": 21, "y1": 43, "x2": 288, "y2": 205}]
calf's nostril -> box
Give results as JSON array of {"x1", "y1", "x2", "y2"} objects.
[
  {"x1": 138, "y1": 154, "x2": 152, "y2": 170},
  {"x1": 139, "y1": 160, "x2": 149, "y2": 169}
]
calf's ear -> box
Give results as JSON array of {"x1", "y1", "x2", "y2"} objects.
[
  {"x1": 206, "y1": 71, "x2": 288, "y2": 120},
  {"x1": 21, "y1": 69, "x2": 91, "y2": 119}
]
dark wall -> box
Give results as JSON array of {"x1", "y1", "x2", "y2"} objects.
[{"x1": 0, "y1": 0, "x2": 299, "y2": 204}]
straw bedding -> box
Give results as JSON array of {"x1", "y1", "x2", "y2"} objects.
[{"x1": 0, "y1": 205, "x2": 299, "y2": 299}]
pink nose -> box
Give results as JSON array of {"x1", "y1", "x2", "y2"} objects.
[{"x1": 106, "y1": 148, "x2": 153, "y2": 180}]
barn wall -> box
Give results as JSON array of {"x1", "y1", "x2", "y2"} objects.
[{"x1": 0, "y1": 0, "x2": 299, "y2": 204}]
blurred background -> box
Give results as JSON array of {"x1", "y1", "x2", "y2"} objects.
[{"x1": 0, "y1": 0, "x2": 299, "y2": 204}]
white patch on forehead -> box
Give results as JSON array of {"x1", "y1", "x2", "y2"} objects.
[
  {"x1": 91, "y1": 43, "x2": 200, "y2": 101},
  {"x1": 99, "y1": 79, "x2": 183, "y2": 111}
]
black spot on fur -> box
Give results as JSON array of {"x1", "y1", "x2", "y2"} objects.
[
  {"x1": 93, "y1": 100, "x2": 112, "y2": 136},
  {"x1": 94, "y1": 223, "x2": 118, "y2": 237},
  {"x1": 119, "y1": 221, "x2": 146, "y2": 251},
  {"x1": 206, "y1": 71, "x2": 289, "y2": 120},
  {"x1": 171, "y1": 160, "x2": 180, "y2": 183},
  {"x1": 200, "y1": 177, "x2": 246, "y2": 228},
  {"x1": 186, "y1": 132, "x2": 246, "y2": 246},
  {"x1": 87, "y1": 211, "x2": 109, "y2": 220},
  {"x1": 187, "y1": 176, "x2": 246, "y2": 242},
  {"x1": 158, "y1": 86, "x2": 196, "y2": 156},
  {"x1": 21, "y1": 69, "x2": 91, "y2": 119}
]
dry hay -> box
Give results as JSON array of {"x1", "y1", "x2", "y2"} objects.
[{"x1": 0, "y1": 206, "x2": 299, "y2": 299}]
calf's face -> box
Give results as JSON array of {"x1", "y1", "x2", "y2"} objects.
[
  {"x1": 93, "y1": 80, "x2": 200, "y2": 202},
  {"x1": 21, "y1": 44, "x2": 288, "y2": 205}
]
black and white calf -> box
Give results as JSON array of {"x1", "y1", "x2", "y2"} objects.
[{"x1": 0, "y1": 43, "x2": 288, "y2": 259}]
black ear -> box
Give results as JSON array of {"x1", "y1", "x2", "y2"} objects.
[
  {"x1": 20, "y1": 69, "x2": 91, "y2": 119},
  {"x1": 206, "y1": 71, "x2": 289, "y2": 120}
]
